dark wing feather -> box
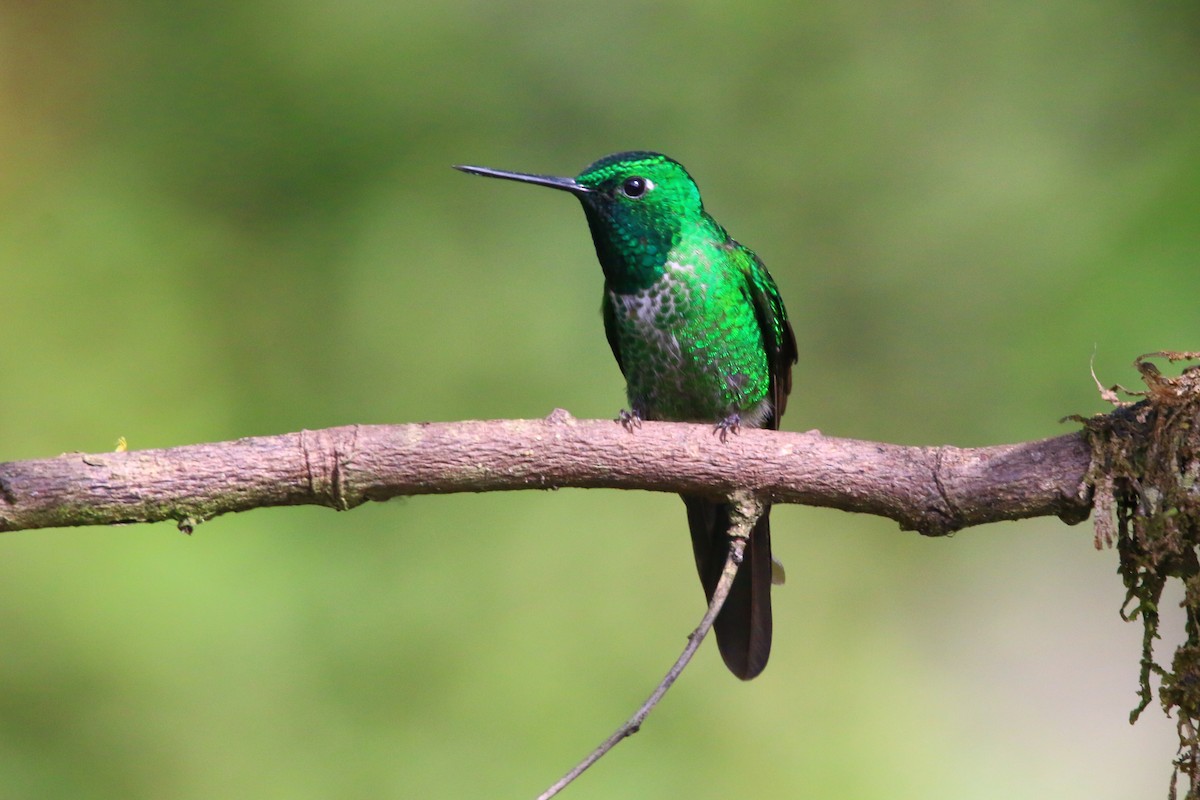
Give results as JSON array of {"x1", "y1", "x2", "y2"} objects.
[
  {"x1": 601, "y1": 290, "x2": 626, "y2": 377},
  {"x1": 737, "y1": 246, "x2": 797, "y2": 428}
]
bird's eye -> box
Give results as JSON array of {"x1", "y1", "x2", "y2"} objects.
[{"x1": 620, "y1": 177, "x2": 652, "y2": 198}]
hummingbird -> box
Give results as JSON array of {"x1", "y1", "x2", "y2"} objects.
[{"x1": 455, "y1": 152, "x2": 797, "y2": 680}]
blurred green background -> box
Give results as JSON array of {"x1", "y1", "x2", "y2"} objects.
[{"x1": 2, "y1": 1, "x2": 1197, "y2": 797}]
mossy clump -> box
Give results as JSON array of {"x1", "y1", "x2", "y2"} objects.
[{"x1": 1072, "y1": 352, "x2": 1200, "y2": 798}]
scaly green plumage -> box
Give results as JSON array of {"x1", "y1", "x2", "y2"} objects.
[{"x1": 455, "y1": 152, "x2": 797, "y2": 679}]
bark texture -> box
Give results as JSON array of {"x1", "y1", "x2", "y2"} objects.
[{"x1": 0, "y1": 410, "x2": 1092, "y2": 535}]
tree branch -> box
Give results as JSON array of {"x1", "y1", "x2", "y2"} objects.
[{"x1": 0, "y1": 409, "x2": 1092, "y2": 535}]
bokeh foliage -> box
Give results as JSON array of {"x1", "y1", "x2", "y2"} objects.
[{"x1": 1, "y1": 1, "x2": 1198, "y2": 797}]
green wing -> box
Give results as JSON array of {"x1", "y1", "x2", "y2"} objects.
[{"x1": 737, "y1": 245, "x2": 797, "y2": 428}]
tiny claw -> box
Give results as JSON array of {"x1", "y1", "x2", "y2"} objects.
[
  {"x1": 617, "y1": 409, "x2": 642, "y2": 433},
  {"x1": 713, "y1": 414, "x2": 741, "y2": 443}
]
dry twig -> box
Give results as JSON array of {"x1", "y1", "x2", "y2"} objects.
[{"x1": 536, "y1": 494, "x2": 764, "y2": 799}]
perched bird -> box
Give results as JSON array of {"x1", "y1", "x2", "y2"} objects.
[{"x1": 456, "y1": 152, "x2": 797, "y2": 679}]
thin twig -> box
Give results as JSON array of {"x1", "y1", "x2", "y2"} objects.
[{"x1": 535, "y1": 495, "x2": 763, "y2": 800}]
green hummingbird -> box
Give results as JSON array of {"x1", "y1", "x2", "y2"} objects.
[{"x1": 455, "y1": 152, "x2": 797, "y2": 680}]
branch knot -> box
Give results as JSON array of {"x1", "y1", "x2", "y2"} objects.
[{"x1": 301, "y1": 426, "x2": 358, "y2": 511}]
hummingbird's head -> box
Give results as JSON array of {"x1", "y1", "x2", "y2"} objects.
[
  {"x1": 571, "y1": 152, "x2": 704, "y2": 291},
  {"x1": 455, "y1": 151, "x2": 705, "y2": 291},
  {"x1": 573, "y1": 151, "x2": 701, "y2": 219}
]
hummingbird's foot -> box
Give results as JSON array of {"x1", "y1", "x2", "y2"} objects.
[
  {"x1": 617, "y1": 409, "x2": 643, "y2": 433},
  {"x1": 713, "y1": 414, "x2": 742, "y2": 443}
]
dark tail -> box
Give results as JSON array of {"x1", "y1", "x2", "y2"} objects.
[{"x1": 682, "y1": 495, "x2": 773, "y2": 680}]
